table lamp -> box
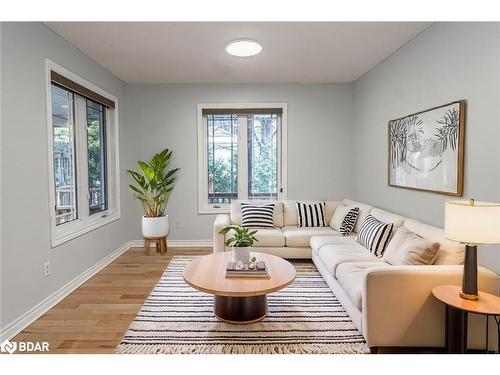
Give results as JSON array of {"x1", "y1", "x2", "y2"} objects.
[{"x1": 445, "y1": 199, "x2": 500, "y2": 300}]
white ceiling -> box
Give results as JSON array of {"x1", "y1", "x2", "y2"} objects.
[{"x1": 46, "y1": 22, "x2": 430, "y2": 84}]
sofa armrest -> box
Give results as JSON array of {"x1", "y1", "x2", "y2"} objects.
[
  {"x1": 213, "y1": 214, "x2": 231, "y2": 253},
  {"x1": 362, "y1": 265, "x2": 499, "y2": 349}
]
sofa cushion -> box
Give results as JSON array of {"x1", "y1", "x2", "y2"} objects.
[
  {"x1": 227, "y1": 228, "x2": 285, "y2": 247},
  {"x1": 310, "y1": 235, "x2": 356, "y2": 255},
  {"x1": 283, "y1": 200, "x2": 341, "y2": 227},
  {"x1": 282, "y1": 226, "x2": 339, "y2": 247},
  {"x1": 342, "y1": 199, "x2": 373, "y2": 233},
  {"x1": 383, "y1": 226, "x2": 440, "y2": 266},
  {"x1": 403, "y1": 219, "x2": 464, "y2": 265},
  {"x1": 335, "y1": 261, "x2": 389, "y2": 310},
  {"x1": 370, "y1": 208, "x2": 405, "y2": 234},
  {"x1": 230, "y1": 200, "x2": 284, "y2": 227},
  {"x1": 317, "y1": 241, "x2": 380, "y2": 276}
]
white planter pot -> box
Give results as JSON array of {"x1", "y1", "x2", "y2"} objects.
[
  {"x1": 142, "y1": 215, "x2": 169, "y2": 238},
  {"x1": 232, "y1": 246, "x2": 250, "y2": 264}
]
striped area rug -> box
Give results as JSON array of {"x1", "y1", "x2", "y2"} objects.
[{"x1": 115, "y1": 256, "x2": 369, "y2": 354}]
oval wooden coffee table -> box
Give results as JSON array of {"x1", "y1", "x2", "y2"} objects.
[{"x1": 183, "y1": 252, "x2": 296, "y2": 324}]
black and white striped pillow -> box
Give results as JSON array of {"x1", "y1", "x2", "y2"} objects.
[
  {"x1": 296, "y1": 202, "x2": 326, "y2": 227},
  {"x1": 356, "y1": 214, "x2": 393, "y2": 257},
  {"x1": 340, "y1": 207, "x2": 359, "y2": 236},
  {"x1": 241, "y1": 203, "x2": 275, "y2": 228}
]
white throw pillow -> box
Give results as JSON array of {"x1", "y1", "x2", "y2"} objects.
[
  {"x1": 330, "y1": 205, "x2": 347, "y2": 230},
  {"x1": 383, "y1": 226, "x2": 441, "y2": 265}
]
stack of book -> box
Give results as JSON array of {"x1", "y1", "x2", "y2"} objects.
[{"x1": 225, "y1": 261, "x2": 269, "y2": 278}]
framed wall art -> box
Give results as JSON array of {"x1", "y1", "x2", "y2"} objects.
[{"x1": 388, "y1": 100, "x2": 465, "y2": 196}]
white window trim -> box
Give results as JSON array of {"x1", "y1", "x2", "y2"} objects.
[
  {"x1": 45, "y1": 59, "x2": 121, "y2": 247},
  {"x1": 197, "y1": 102, "x2": 288, "y2": 214}
]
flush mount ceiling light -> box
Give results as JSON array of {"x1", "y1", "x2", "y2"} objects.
[{"x1": 225, "y1": 39, "x2": 262, "y2": 57}]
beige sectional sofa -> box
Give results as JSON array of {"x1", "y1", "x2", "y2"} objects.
[
  {"x1": 213, "y1": 199, "x2": 343, "y2": 258},
  {"x1": 212, "y1": 198, "x2": 500, "y2": 351}
]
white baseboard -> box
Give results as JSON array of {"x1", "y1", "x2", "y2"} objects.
[
  {"x1": 0, "y1": 241, "x2": 131, "y2": 342},
  {"x1": 130, "y1": 239, "x2": 213, "y2": 248}
]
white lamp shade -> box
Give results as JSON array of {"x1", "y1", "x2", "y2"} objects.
[{"x1": 445, "y1": 200, "x2": 500, "y2": 244}]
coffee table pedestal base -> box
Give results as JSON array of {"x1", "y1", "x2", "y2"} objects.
[{"x1": 214, "y1": 295, "x2": 267, "y2": 324}]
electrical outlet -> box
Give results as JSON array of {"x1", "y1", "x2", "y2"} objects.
[
  {"x1": 43, "y1": 261, "x2": 51, "y2": 277},
  {"x1": 177, "y1": 219, "x2": 183, "y2": 229}
]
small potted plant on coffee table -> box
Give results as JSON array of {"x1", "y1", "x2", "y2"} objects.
[{"x1": 219, "y1": 226, "x2": 259, "y2": 264}]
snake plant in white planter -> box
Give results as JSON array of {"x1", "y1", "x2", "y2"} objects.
[
  {"x1": 219, "y1": 226, "x2": 259, "y2": 264},
  {"x1": 127, "y1": 148, "x2": 179, "y2": 238}
]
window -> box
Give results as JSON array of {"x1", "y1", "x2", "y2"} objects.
[
  {"x1": 51, "y1": 84, "x2": 78, "y2": 225},
  {"x1": 247, "y1": 114, "x2": 279, "y2": 200},
  {"x1": 198, "y1": 104, "x2": 287, "y2": 213},
  {"x1": 86, "y1": 99, "x2": 107, "y2": 215},
  {"x1": 46, "y1": 60, "x2": 120, "y2": 247},
  {"x1": 207, "y1": 114, "x2": 238, "y2": 205}
]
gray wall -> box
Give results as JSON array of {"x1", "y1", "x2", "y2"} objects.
[
  {"x1": 0, "y1": 23, "x2": 134, "y2": 328},
  {"x1": 125, "y1": 84, "x2": 353, "y2": 241},
  {"x1": 351, "y1": 22, "x2": 500, "y2": 272}
]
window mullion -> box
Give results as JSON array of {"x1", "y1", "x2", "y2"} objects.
[
  {"x1": 75, "y1": 95, "x2": 89, "y2": 222},
  {"x1": 237, "y1": 115, "x2": 248, "y2": 200},
  {"x1": 105, "y1": 109, "x2": 114, "y2": 214},
  {"x1": 202, "y1": 115, "x2": 210, "y2": 209},
  {"x1": 277, "y1": 115, "x2": 283, "y2": 200}
]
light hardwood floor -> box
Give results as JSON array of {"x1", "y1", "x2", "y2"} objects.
[
  {"x1": 12, "y1": 247, "x2": 210, "y2": 354},
  {"x1": 10, "y1": 247, "x2": 444, "y2": 355}
]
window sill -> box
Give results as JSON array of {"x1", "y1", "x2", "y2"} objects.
[
  {"x1": 51, "y1": 212, "x2": 120, "y2": 248},
  {"x1": 198, "y1": 206, "x2": 230, "y2": 215}
]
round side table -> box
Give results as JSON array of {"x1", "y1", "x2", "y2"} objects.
[{"x1": 432, "y1": 285, "x2": 500, "y2": 354}]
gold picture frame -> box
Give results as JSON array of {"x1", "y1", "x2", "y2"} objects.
[{"x1": 387, "y1": 100, "x2": 465, "y2": 196}]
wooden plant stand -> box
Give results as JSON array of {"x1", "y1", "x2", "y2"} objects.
[{"x1": 144, "y1": 236, "x2": 167, "y2": 255}]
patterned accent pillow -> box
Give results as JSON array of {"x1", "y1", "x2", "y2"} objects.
[
  {"x1": 296, "y1": 201, "x2": 326, "y2": 227},
  {"x1": 356, "y1": 214, "x2": 394, "y2": 257},
  {"x1": 241, "y1": 203, "x2": 275, "y2": 228},
  {"x1": 339, "y1": 207, "x2": 359, "y2": 236}
]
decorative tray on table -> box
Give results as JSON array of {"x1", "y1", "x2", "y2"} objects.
[{"x1": 225, "y1": 261, "x2": 269, "y2": 278}]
